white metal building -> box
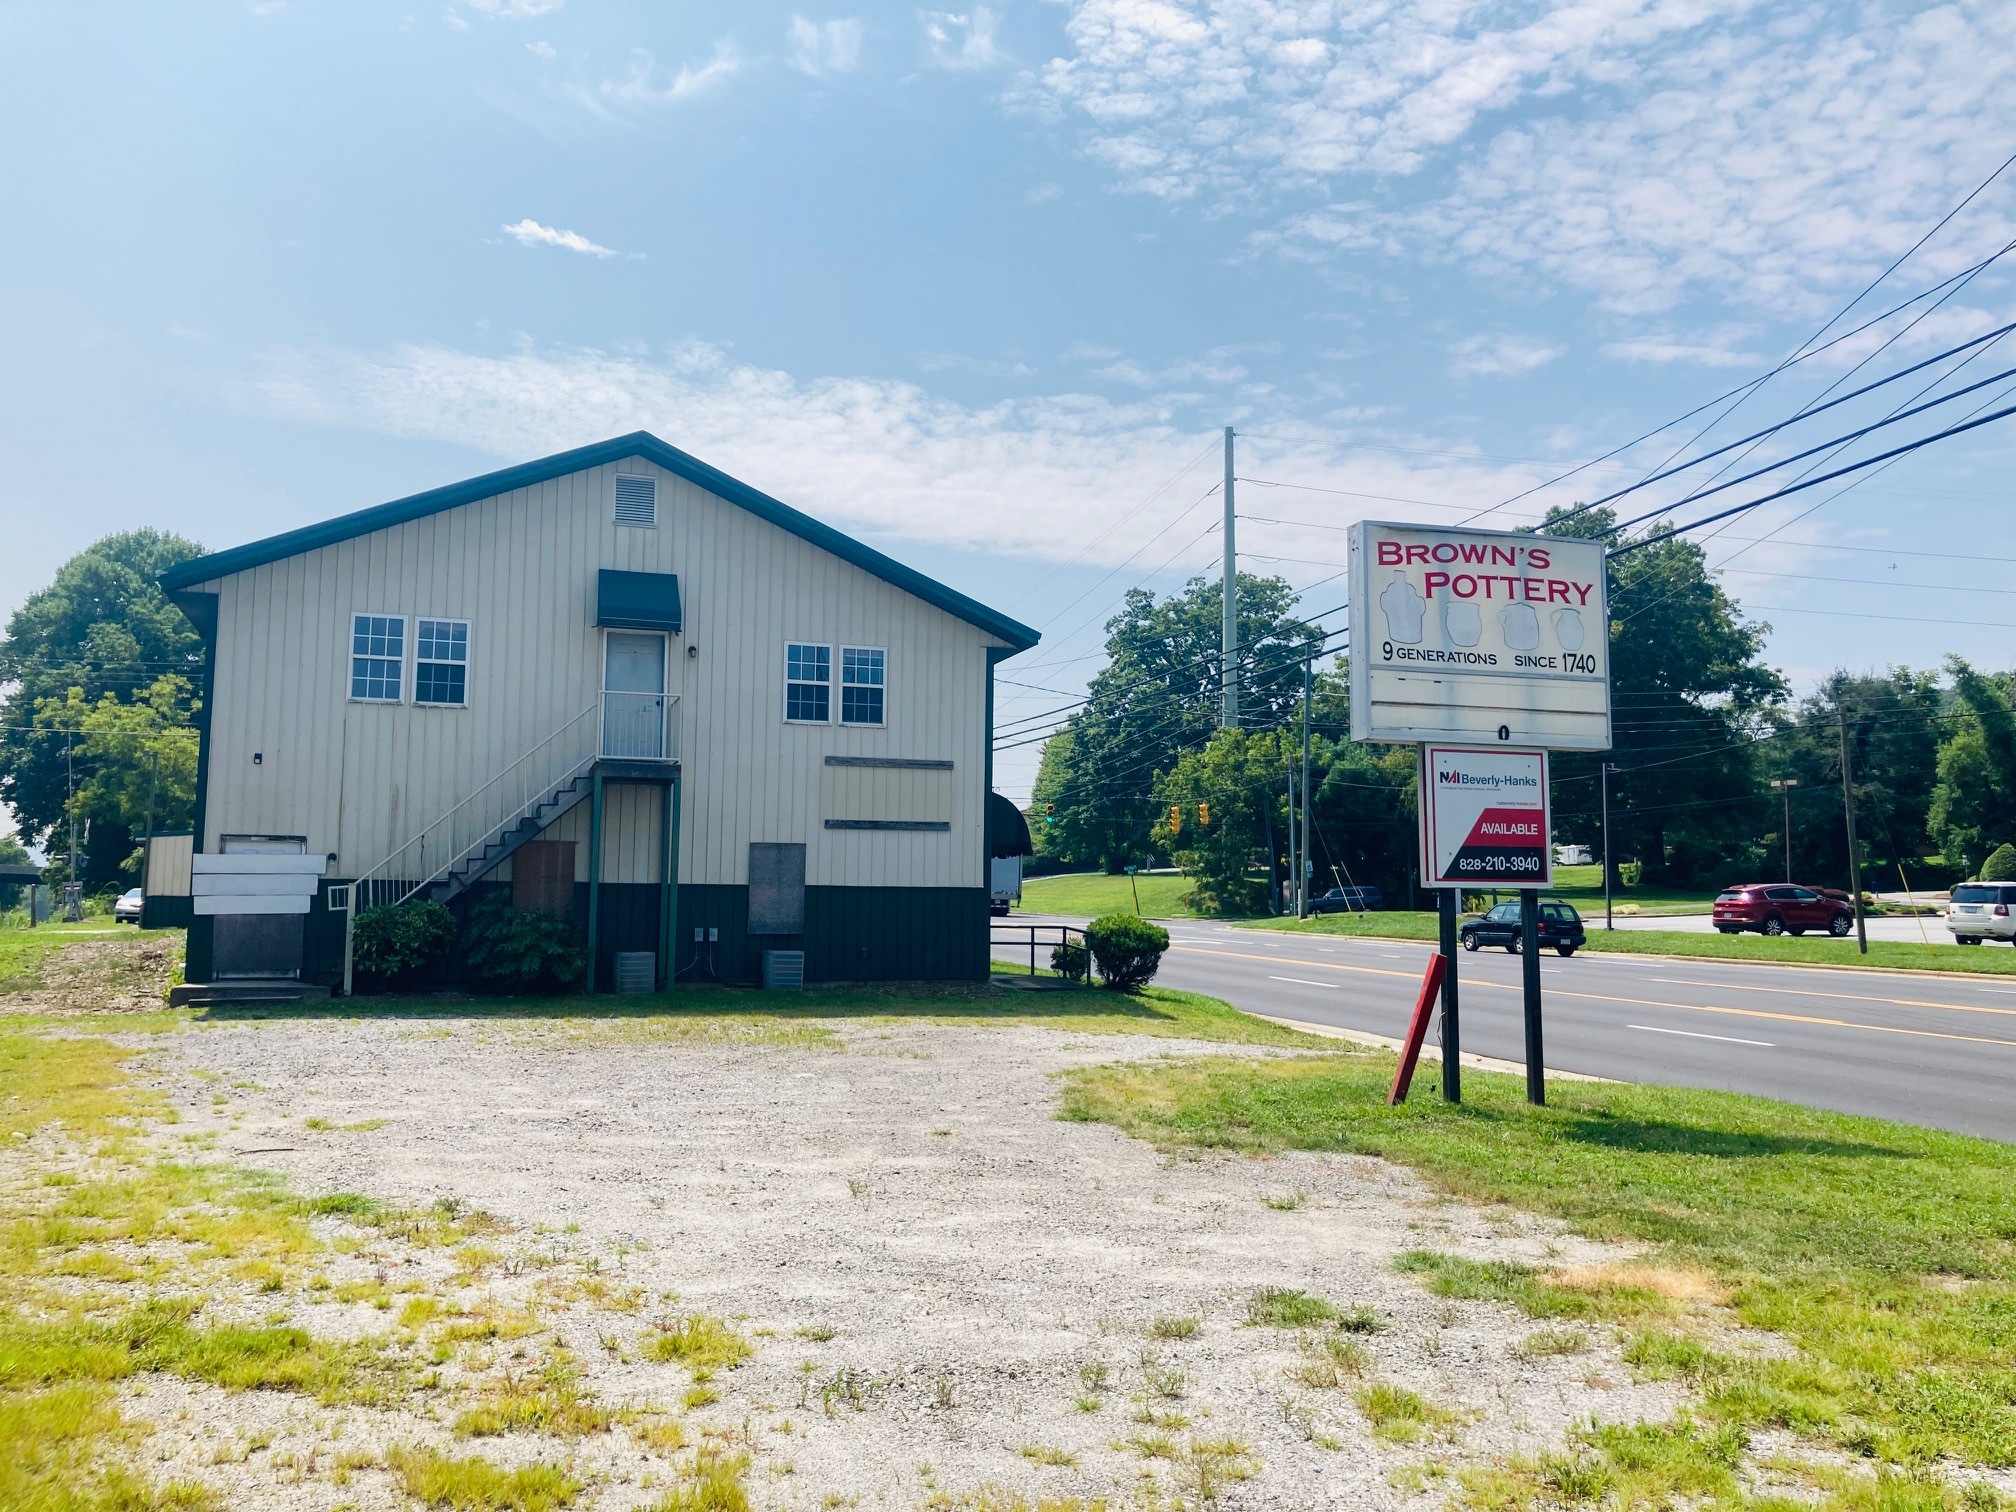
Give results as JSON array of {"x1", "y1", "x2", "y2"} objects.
[{"x1": 157, "y1": 432, "x2": 1038, "y2": 989}]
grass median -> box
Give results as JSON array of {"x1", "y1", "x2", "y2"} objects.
[
  {"x1": 1249, "y1": 911, "x2": 2016, "y2": 975},
  {"x1": 1063, "y1": 1050, "x2": 2016, "y2": 1507},
  {"x1": 1019, "y1": 870, "x2": 1198, "y2": 917}
]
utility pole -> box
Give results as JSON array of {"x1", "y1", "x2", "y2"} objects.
[
  {"x1": 1600, "y1": 762, "x2": 1616, "y2": 931},
  {"x1": 1220, "y1": 426, "x2": 1238, "y2": 730},
  {"x1": 140, "y1": 747, "x2": 159, "y2": 922},
  {"x1": 1298, "y1": 655, "x2": 1313, "y2": 919},
  {"x1": 1839, "y1": 716, "x2": 1867, "y2": 954},
  {"x1": 1770, "y1": 778, "x2": 1798, "y2": 883}
]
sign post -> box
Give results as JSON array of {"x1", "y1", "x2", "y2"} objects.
[{"x1": 1350, "y1": 521, "x2": 1610, "y2": 1107}]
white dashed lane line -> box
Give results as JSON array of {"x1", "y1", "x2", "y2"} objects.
[{"x1": 1630, "y1": 1024, "x2": 1776, "y2": 1048}]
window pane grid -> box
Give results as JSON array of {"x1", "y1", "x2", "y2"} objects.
[
  {"x1": 415, "y1": 617, "x2": 469, "y2": 706},
  {"x1": 786, "y1": 642, "x2": 831, "y2": 723},
  {"x1": 350, "y1": 615, "x2": 403, "y2": 701},
  {"x1": 841, "y1": 647, "x2": 885, "y2": 725}
]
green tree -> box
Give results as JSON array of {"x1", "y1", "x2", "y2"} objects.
[
  {"x1": 1982, "y1": 844, "x2": 2016, "y2": 883},
  {"x1": 1153, "y1": 728, "x2": 1294, "y2": 915},
  {"x1": 1304, "y1": 734, "x2": 1419, "y2": 906},
  {"x1": 1929, "y1": 658, "x2": 2016, "y2": 875},
  {"x1": 1765, "y1": 668, "x2": 1945, "y2": 890},
  {"x1": 0, "y1": 531, "x2": 205, "y2": 887},
  {"x1": 0, "y1": 832, "x2": 30, "y2": 912},
  {"x1": 32, "y1": 675, "x2": 199, "y2": 884},
  {"x1": 1540, "y1": 508, "x2": 1786, "y2": 888},
  {"x1": 1031, "y1": 574, "x2": 1322, "y2": 873}
]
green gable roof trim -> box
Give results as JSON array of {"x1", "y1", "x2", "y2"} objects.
[{"x1": 158, "y1": 431, "x2": 1040, "y2": 651}]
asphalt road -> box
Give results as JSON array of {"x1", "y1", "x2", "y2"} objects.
[{"x1": 994, "y1": 915, "x2": 2016, "y2": 1143}]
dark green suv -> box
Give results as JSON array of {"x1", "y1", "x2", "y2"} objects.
[{"x1": 1460, "y1": 899, "x2": 1586, "y2": 957}]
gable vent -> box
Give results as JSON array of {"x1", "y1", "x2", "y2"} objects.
[{"x1": 613, "y1": 474, "x2": 657, "y2": 527}]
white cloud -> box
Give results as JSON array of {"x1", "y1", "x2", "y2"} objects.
[
  {"x1": 1447, "y1": 333, "x2": 1559, "y2": 379},
  {"x1": 465, "y1": 0, "x2": 562, "y2": 17},
  {"x1": 922, "y1": 6, "x2": 1002, "y2": 70},
  {"x1": 1030, "y1": 0, "x2": 1753, "y2": 199},
  {"x1": 244, "y1": 339, "x2": 1582, "y2": 565},
  {"x1": 1603, "y1": 325, "x2": 1759, "y2": 369},
  {"x1": 1036, "y1": 0, "x2": 2016, "y2": 314},
  {"x1": 788, "y1": 15, "x2": 864, "y2": 76},
  {"x1": 501, "y1": 219, "x2": 623, "y2": 258},
  {"x1": 600, "y1": 42, "x2": 740, "y2": 107},
  {"x1": 526, "y1": 39, "x2": 555, "y2": 60},
  {"x1": 1024, "y1": 181, "x2": 1063, "y2": 205}
]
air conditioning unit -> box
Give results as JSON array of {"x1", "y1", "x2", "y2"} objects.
[
  {"x1": 612, "y1": 951, "x2": 655, "y2": 995},
  {"x1": 762, "y1": 949, "x2": 805, "y2": 990}
]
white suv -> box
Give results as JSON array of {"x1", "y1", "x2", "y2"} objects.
[{"x1": 1947, "y1": 882, "x2": 2016, "y2": 944}]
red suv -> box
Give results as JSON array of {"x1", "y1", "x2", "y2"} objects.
[{"x1": 1713, "y1": 884, "x2": 1854, "y2": 937}]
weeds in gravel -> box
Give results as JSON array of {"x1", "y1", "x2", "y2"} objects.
[
  {"x1": 648, "y1": 1313, "x2": 754, "y2": 1372},
  {"x1": 1147, "y1": 1315, "x2": 1199, "y2": 1341},
  {"x1": 1355, "y1": 1382, "x2": 1457, "y2": 1445},
  {"x1": 388, "y1": 1444, "x2": 583, "y2": 1511},
  {"x1": 1020, "y1": 1445, "x2": 1078, "y2": 1467},
  {"x1": 455, "y1": 1356, "x2": 612, "y2": 1437},
  {"x1": 1244, "y1": 1288, "x2": 1337, "y2": 1328},
  {"x1": 1288, "y1": 1335, "x2": 1369, "y2": 1389},
  {"x1": 1518, "y1": 1327, "x2": 1591, "y2": 1358},
  {"x1": 1261, "y1": 1190, "x2": 1306, "y2": 1210},
  {"x1": 643, "y1": 1448, "x2": 751, "y2": 1511}
]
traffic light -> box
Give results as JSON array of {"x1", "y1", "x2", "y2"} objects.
[
  {"x1": 1197, "y1": 802, "x2": 1210, "y2": 827},
  {"x1": 1168, "y1": 804, "x2": 1182, "y2": 834},
  {"x1": 1044, "y1": 803, "x2": 1055, "y2": 826}
]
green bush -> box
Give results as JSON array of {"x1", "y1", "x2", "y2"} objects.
[
  {"x1": 1085, "y1": 913, "x2": 1170, "y2": 992},
  {"x1": 1981, "y1": 844, "x2": 2016, "y2": 883},
  {"x1": 1050, "y1": 939, "x2": 1090, "y2": 982},
  {"x1": 351, "y1": 900, "x2": 457, "y2": 989},
  {"x1": 459, "y1": 895, "x2": 584, "y2": 996}
]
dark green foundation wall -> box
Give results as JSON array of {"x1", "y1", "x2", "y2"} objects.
[
  {"x1": 247, "y1": 881, "x2": 986, "y2": 989},
  {"x1": 592, "y1": 883, "x2": 989, "y2": 987}
]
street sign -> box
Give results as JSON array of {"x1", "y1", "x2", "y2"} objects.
[
  {"x1": 1419, "y1": 745, "x2": 1552, "y2": 889},
  {"x1": 1348, "y1": 520, "x2": 1610, "y2": 750}
]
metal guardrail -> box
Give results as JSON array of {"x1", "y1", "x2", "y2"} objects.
[
  {"x1": 990, "y1": 922, "x2": 1090, "y2": 981},
  {"x1": 600, "y1": 691, "x2": 679, "y2": 761}
]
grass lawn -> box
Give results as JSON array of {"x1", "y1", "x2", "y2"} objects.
[
  {"x1": 210, "y1": 977, "x2": 1335, "y2": 1049},
  {"x1": 1250, "y1": 910, "x2": 2016, "y2": 975},
  {"x1": 1064, "y1": 1050, "x2": 2016, "y2": 1507},
  {"x1": 1544, "y1": 864, "x2": 1718, "y2": 916},
  {"x1": 1018, "y1": 870, "x2": 1201, "y2": 918},
  {"x1": 0, "y1": 919, "x2": 130, "y2": 995}
]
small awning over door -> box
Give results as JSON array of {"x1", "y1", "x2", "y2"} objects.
[
  {"x1": 597, "y1": 569, "x2": 683, "y2": 633},
  {"x1": 988, "y1": 792, "x2": 1033, "y2": 858}
]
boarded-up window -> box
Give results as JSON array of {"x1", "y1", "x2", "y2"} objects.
[
  {"x1": 748, "y1": 843, "x2": 806, "y2": 935},
  {"x1": 513, "y1": 841, "x2": 575, "y2": 917}
]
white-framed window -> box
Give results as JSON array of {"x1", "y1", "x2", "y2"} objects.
[
  {"x1": 414, "y1": 618, "x2": 470, "y2": 706},
  {"x1": 840, "y1": 646, "x2": 886, "y2": 726},
  {"x1": 614, "y1": 474, "x2": 657, "y2": 527},
  {"x1": 350, "y1": 614, "x2": 405, "y2": 702},
  {"x1": 784, "y1": 642, "x2": 832, "y2": 723}
]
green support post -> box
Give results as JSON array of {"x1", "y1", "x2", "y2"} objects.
[
  {"x1": 585, "y1": 772, "x2": 604, "y2": 994},
  {"x1": 657, "y1": 774, "x2": 681, "y2": 991}
]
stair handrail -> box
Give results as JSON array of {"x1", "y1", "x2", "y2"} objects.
[{"x1": 348, "y1": 703, "x2": 599, "y2": 915}]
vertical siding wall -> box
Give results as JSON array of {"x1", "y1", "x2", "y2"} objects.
[{"x1": 194, "y1": 461, "x2": 1003, "y2": 890}]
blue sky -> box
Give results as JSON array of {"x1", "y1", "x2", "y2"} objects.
[{"x1": 5, "y1": 0, "x2": 2016, "y2": 808}]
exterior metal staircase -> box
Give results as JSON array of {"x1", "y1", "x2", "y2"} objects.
[{"x1": 426, "y1": 770, "x2": 595, "y2": 903}]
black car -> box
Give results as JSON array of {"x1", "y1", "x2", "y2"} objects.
[
  {"x1": 1307, "y1": 886, "x2": 1383, "y2": 914},
  {"x1": 1459, "y1": 899, "x2": 1585, "y2": 957}
]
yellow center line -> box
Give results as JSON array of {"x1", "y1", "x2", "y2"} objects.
[{"x1": 1172, "y1": 946, "x2": 2016, "y2": 1051}]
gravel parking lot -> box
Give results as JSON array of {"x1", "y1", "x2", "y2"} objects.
[{"x1": 136, "y1": 1010, "x2": 1697, "y2": 1510}]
